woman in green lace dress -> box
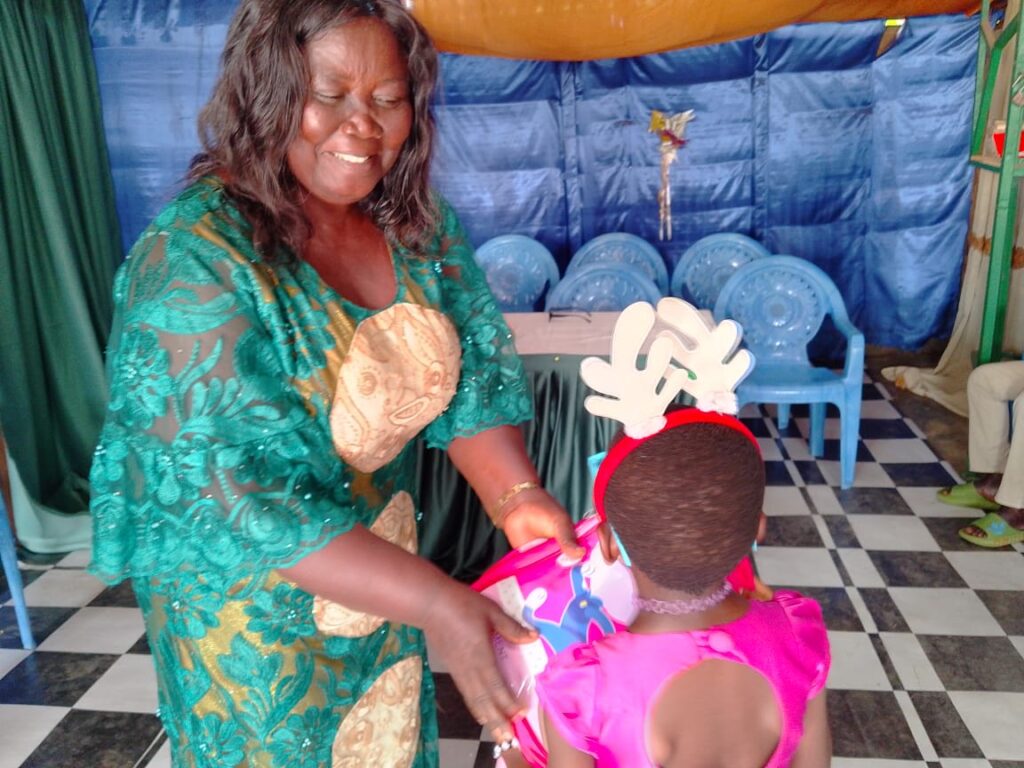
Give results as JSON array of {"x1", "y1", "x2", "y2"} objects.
[{"x1": 88, "y1": 2, "x2": 580, "y2": 765}]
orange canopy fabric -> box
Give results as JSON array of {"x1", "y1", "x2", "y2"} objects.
[{"x1": 409, "y1": 0, "x2": 979, "y2": 60}]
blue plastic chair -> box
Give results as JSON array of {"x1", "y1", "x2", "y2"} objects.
[
  {"x1": 545, "y1": 263, "x2": 662, "y2": 312},
  {"x1": 475, "y1": 234, "x2": 560, "y2": 312},
  {"x1": 1, "y1": 490, "x2": 35, "y2": 649},
  {"x1": 567, "y1": 233, "x2": 669, "y2": 294},
  {"x1": 714, "y1": 255, "x2": 865, "y2": 489},
  {"x1": 670, "y1": 233, "x2": 770, "y2": 307}
]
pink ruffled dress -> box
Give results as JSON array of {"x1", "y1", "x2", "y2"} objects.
[{"x1": 535, "y1": 590, "x2": 830, "y2": 768}]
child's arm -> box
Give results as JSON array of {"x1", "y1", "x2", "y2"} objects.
[
  {"x1": 790, "y1": 692, "x2": 831, "y2": 768},
  {"x1": 542, "y1": 711, "x2": 596, "y2": 768}
]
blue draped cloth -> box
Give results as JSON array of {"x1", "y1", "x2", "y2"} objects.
[{"x1": 85, "y1": 2, "x2": 976, "y2": 348}]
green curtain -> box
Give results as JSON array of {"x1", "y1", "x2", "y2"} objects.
[
  {"x1": 417, "y1": 354, "x2": 618, "y2": 582},
  {"x1": 0, "y1": 0, "x2": 119, "y2": 552}
]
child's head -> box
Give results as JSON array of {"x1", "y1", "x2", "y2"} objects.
[{"x1": 602, "y1": 417, "x2": 765, "y2": 594}]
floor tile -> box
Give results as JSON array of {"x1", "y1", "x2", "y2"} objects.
[
  {"x1": 740, "y1": 415, "x2": 772, "y2": 437},
  {"x1": 819, "y1": 461, "x2": 897, "y2": 489},
  {"x1": 837, "y1": 488, "x2": 915, "y2": 515},
  {"x1": 949, "y1": 692, "x2": 1024, "y2": 760},
  {"x1": 74, "y1": 654, "x2": 158, "y2": 714},
  {"x1": 831, "y1": 761, "x2": 927, "y2": 768},
  {"x1": 440, "y1": 738, "x2": 482, "y2": 768},
  {"x1": 0, "y1": 567, "x2": 46, "y2": 605},
  {"x1": 807, "y1": 485, "x2": 846, "y2": 515},
  {"x1": 54, "y1": 550, "x2": 91, "y2": 569},
  {"x1": 944, "y1": 552, "x2": 1024, "y2": 591},
  {"x1": 920, "y1": 518, "x2": 1005, "y2": 553},
  {"x1": 0, "y1": 651, "x2": 118, "y2": 706},
  {"x1": 0, "y1": 705, "x2": 69, "y2": 768},
  {"x1": 765, "y1": 516, "x2": 825, "y2": 547},
  {"x1": 919, "y1": 637, "x2": 1024, "y2": 693},
  {"x1": 1010, "y1": 635, "x2": 1024, "y2": 660},
  {"x1": 826, "y1": 516, "x2": 860, "y2": 547},
  {"x1": 860, "y1": 589, "x2": 912, "y2": 632},
  {"x1": 37, "y1": 607, "x2": 146, "y2": 655},
  {"x1": 938, "y1": 760, "x2": 996, "y2": 768},
  {"x1": 828, "y1": 690, "x2": 923, "y2": 759},
  {"x1": 860, "y1": 400, "x2": 903, "y2": 419},
  {"x1": 141, "y1": 740, "x2": 171, "y2": 768},
  {"x1": 0, "y1": 607, "x2": 78, "y2": 650},
  {"x1": 0, "y1": 648, "x2": 30, "y2": 680},
  {"x1": 839, "y1": 549, "x2": 887, "y2": 587},
  {"x1": 860, "y1": 420, "x2": 919, "y2": 440},
  {"x1": 848, "y1": 516, "x2": 942, "y2": 552},
  {"x1": 763, "y1": 486, "x2": 812, "y2": 516},
  {"x1": 886, "y1": 589, "x2": 1003, "y2": 636},
  {"x1": 765, "y1": 460, "x2": 798, "y2": 486},
  {"x1": 827, "y1": 631, "x2": 892, "y2": 690},
  {"x1": 781, "y1": 437, "x2": 813, "y2": 461},
  {"x1": 19, "y1": 709, "x2": 164, "y2": 768},
  {"x1": 794, "y1": 460, "x2": 828, "y2": 486},
  {"x1": 434, "y1": 672, "x2": 480, "y2": 739},
  {"x1": 864, "y1": 440, "x2": 939, "y2": 464},
  {"x1": 899, "y1": 488, "x2": 974, "y2": 518},
  {"x1": 976, "y1": 590, "x2": 1024, "y2": 635},
  {"x1": 88, "y1": 580, "x2": 139, "y2": 608},
  {"x1": 753, "y1": 547, "x2": 844, "y2": 587},
  {"x1": 820, "y1": 440, "x2": 875, "y2": 463},
  {"x1": 895, "y1": 689, "x2": 939, "y2": 762},
  {"x1": 883, "y1": 463, "x2": 959, "y2": 488},
  {"x1": 868, "y1": 552, "x2": 967, "y2": 588},
  {"x1": 757, "y1": 437, "x2": 784, "y2": 461},
  {"x1": 21, "y1": 569, "x2": 106, "y2": 608},
  {"x1": 776, "y1": 586, "x2": 864, "y2": 631},
  {"x1": 881, "y1": 633, "x2": 944, "y2": 691},
  {"x1": 908, "y1": 691, "x2": 984, "y2": 759}
]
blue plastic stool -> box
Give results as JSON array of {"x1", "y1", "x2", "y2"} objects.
[{"x1": 0, "y1": 493, "x2": 35, "y2": 649}]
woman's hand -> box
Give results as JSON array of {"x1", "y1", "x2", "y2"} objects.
[
  {"x1": 501, "y1": 487, "x2": 585, "y2": 559},
  {"x1": 423, "y1": 581, "x2": 537, "y2": 743}
]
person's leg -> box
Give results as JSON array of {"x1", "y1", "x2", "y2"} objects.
[{"x1": 960, "y1": 363, "x2": 1024, "y2": 545}]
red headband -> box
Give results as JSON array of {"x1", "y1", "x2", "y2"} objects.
[{"x1": 592, "y1": 409, "x2": 761, "y2": 522}]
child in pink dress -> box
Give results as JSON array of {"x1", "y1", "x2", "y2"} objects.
[
  {"x1": 529, "y1": 300, "x2": 832, "y2": 768},
  {"x1": 534, "y1": 411, "x2": 832, "y2": 768}
]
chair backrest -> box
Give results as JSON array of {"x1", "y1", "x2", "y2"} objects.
[
  {"x1": 545, "y1": 263, "x2": 662, "y2": 312},
  {"x1": 670, "y1": 233, "x2": 770, "y2": 307},
  {"x1": 474, "y1": 234, "x2": 560, "y2": 312},
  {"x1": 567, "y1": 233, "x2": 669, "y2": 294},
  {"x1": 713, "y1": 255, "x2": 853, "y2": 366}
]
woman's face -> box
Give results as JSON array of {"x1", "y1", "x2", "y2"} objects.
[{"x1": 287, "y1": 17, "x2": 413, "y2": 210}]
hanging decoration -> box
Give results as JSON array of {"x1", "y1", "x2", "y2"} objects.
[{"x1": 649, "y1": 109, "x2": 694, "y2": 241}]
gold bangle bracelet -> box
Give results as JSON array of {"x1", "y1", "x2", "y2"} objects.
[{"x1": 489, "y1": 481, "x2": 540, "y2": 524}]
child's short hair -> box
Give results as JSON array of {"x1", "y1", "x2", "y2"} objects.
[{"x1": 603, "y1": 419, "x2": 764, "y2": 594}]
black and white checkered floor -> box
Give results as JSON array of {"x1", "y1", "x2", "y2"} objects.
[{"x1": 2, "y1": 374, "x2": 1024, "y2": 768}]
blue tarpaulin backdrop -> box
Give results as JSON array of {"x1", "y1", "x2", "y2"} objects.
[{"x1": 84, "y1": 1, "x2": 977, "y2": 349}]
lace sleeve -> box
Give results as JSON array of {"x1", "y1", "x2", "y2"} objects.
[
  {"x1": 88, "y1": 224, "x2": 360, "y2": 585},
  {"x1": 422, "y1": 199, "x2": 533, "y2": 449}
]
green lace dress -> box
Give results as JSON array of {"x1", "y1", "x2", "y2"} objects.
[{"x1": 88, "y1": 177, "x2": 532, "y2": 768}]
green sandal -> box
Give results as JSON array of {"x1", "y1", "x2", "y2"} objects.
[
  {"x1": 958, "y1": 512, "x2": 1024, "y2": 548},
  {"x1": 937, "y1": 482, "x2": 1001, "y2": 511}
]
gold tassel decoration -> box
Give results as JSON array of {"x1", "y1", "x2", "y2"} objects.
[{"x1": 649, "y1": 109, "x2": 694, "y2": 241}]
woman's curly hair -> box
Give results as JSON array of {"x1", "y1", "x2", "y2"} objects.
[{"x1": 189, "y1": 0, "x2": 439, "y2": 262}]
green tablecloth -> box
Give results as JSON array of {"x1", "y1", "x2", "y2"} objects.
[{"x1": 416, "y1": 353, "x2": 616, "y2": 583}]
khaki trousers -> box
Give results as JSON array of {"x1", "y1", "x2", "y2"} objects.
[{"x1": 967, "y1": 360, "x2": 1024, "y2": 508}]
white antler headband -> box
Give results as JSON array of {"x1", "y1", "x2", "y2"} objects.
[{"x1": 580, "y1": 298, "x2": 755, "y2": 439}]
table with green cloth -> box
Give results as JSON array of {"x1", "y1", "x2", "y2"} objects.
[{"x1": 416, "y1": 312, "x2": 620, "y2": 582}]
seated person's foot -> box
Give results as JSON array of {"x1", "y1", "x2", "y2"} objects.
[
  {"x1": 958, "y1": 506, "x2": 1024, "y2": 548},
  {"x1": 937, "y1": 474, "x2": 1002, "y2": 510}
]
